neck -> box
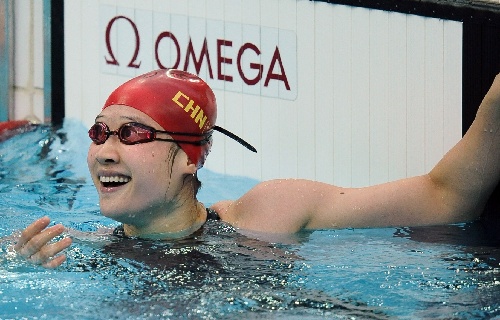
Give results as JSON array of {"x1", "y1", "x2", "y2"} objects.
[{"x1": 123, "y1": 201, "x2": 206, "y2": 240}]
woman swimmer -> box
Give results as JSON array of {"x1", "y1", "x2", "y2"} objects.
[{"x1": 13, "y1": 69, "x2": 500, "y2": 268}]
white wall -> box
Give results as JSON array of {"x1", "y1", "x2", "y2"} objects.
[
  {"x1": 12, "y1": 0, "x2": 44, "y2": 122},
  {"x1": 65, "y1": 0, "x2": 463, "y2": 187}
]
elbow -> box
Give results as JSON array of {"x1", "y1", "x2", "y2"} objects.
[{"x1": 426, "y1": 174, "x2": 483, "y2": 225}]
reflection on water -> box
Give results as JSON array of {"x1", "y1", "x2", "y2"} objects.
[
  {"x1": 0, "y1": 120, "x2": 499, "y2": 319},
  {"x1": 57, "y1": 222, "x2": 387, "y2": 319}
]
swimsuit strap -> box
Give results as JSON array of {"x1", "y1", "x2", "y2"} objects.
[
  {"x1": 206, "y1": 207, "x2": 221, "y2": 221},
  {"x1": 113, "y1": 224, "x2": 126, "y2": 238}
]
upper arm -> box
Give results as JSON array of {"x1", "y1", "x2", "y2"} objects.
[
  {"x1": 305, "y1": 175, "x2": 461, "y2": 229},
  {"x1": 219, "y1": 175, "x2": 468, "y2": 233}
]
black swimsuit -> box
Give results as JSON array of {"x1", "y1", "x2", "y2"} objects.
[
  {"x1": 206, "y1": 207, "x2": 220, "y2": 221},
  {"x1": 113, "y1": 208, "x2": 220, "y2": 238}
]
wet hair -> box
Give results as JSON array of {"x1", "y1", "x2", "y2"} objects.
[{"x1": 191, "y1": 172, "x2": 202, "y2": 196}]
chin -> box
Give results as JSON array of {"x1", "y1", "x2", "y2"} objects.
[{"x1": 99, "y1": 203, "x2": 137, "y2": 223}]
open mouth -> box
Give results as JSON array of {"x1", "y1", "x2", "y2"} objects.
[{"x1": 99, "y1": 175, "x2": 131, "y2": 188}]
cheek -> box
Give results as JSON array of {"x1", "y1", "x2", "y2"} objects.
[
  {"x1": 87, "y1": 145, "x2": 99, "y2": 186},
  {"x1": 160, "y1": 153, "x2": 176, "y2": 178},
  {"x1": 87, "y1": 145, "x2": 98, "y2": 173},
  {"x1": 87, "y1": 145, "x2": 95, "y2": 166},
  {"x1": 135, "y1": 151, "x2": 172, "y2": 183}
]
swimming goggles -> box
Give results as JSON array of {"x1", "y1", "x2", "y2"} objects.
[{"x1": 88, "y1": 122, "x2": 257, "y2": 152}]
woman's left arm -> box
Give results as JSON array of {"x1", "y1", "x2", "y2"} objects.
[
  {"x1": 307, "y1": 72, "x2": 500, "y2": 229},
  {"x1": 226, "y1": 73, "x2": 500, "y2": 232}
]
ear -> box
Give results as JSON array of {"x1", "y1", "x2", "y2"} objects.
[
  {"x1": 185, "y1": 157, "x2": 197, "y2": 175},
  {"x1": 176, "y1": 147, "x2": 198, "y2": 175}
]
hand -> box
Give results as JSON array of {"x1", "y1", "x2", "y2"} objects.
[{"x1": 14, "y1": 216, "x2": 73, "y2": 268}]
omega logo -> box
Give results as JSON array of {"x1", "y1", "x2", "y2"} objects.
[{"x1": 104, "y1": 15, "x2": 291, "y2": 91}]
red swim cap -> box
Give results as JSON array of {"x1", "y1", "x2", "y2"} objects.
[{"x1": 103, "y1": 69, "x2": 217, "y2": 168}]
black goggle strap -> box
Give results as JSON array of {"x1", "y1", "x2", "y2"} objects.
[
  {"x1": 159, "y1": 126, "x2": 257, "y2": 153},
  {"x1": 155, "y1": 128, "x2": 212, "y2": 146},
  {"x1": 214, "y1": 126, "x2": 257, "y2": 153},
  {"x1": 155, "y1": 136, "x2": 211, "y2": 146}
]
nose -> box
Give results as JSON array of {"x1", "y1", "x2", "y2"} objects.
[{"x1": 93, "y1": 135, "x2": 121, "y2": 164}]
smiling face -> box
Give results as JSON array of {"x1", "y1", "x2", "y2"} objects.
[{"x1": 87, "y1": 105, "x2": 196, "y2": 227}]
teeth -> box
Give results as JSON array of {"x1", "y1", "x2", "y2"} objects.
[{"x1": 99, "y1": 176, "x2": 131, "y2": 183}]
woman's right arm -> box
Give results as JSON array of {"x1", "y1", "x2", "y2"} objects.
[{"x1": 13, "y1": 216, "x2": 73, "y2": 269}]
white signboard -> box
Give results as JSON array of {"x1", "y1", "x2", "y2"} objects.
[{"x1": 100, "y1": 6, "x2": 297, "y2": 100}]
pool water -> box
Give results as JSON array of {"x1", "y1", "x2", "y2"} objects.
[{"x1": 0, "y1": 120, "x2": 499, "y2": 319}]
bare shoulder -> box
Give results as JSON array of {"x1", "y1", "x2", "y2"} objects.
[
  {"x1": 211, "y1": 179, "x2": 343, "y2": 233},
  {"x1": 210, "y1": 200, "x2": 234, "y2": 220}
]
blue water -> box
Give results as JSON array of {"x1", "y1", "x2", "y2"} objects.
[{"x1": 0, "y1": 120, "x2": 499, "y2": 319}]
